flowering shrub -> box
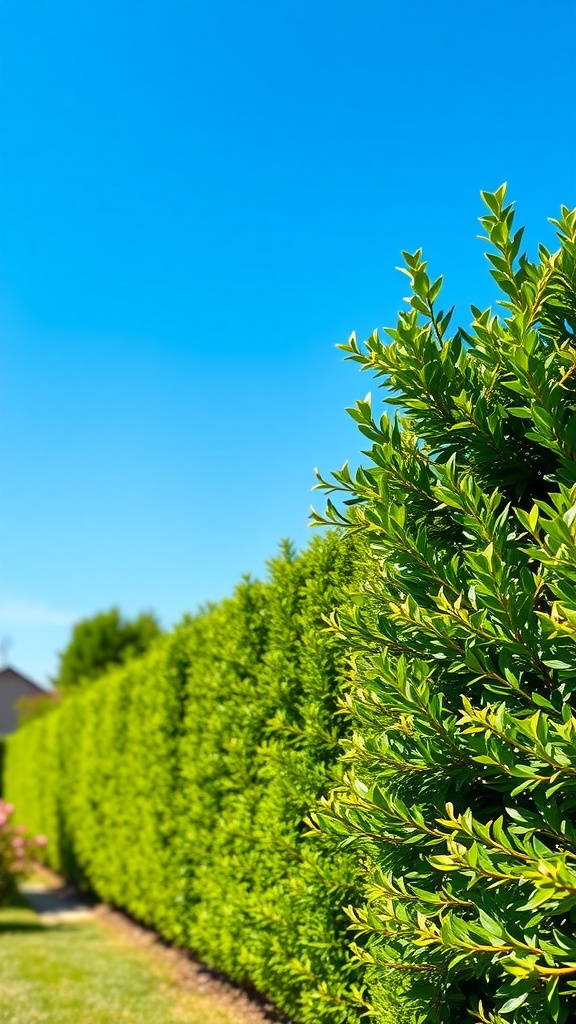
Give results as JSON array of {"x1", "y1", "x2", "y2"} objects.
[{"x1": 0, "y1": 799, "x2": 46, "y2": 905}]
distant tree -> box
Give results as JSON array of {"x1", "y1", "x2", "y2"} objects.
[{"x1": 53, "y1": 608, "x2": 161, "y2": 693}]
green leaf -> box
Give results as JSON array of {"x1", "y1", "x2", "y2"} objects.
[{"x1": 499, "y1": 992, "x2": 530, "y2": 1014}]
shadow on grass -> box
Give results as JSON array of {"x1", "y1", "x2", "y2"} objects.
[{"x1": 0, "y1": 919, "x2": 56, "y2": 933}]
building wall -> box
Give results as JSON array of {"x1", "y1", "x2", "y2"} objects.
[{"x1": 0, "y1": 669, "x2": 46, "y2": 736}]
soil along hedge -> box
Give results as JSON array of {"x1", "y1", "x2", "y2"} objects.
[
  {"x1": 313, "y1": 192, "x2": 576, "y2": 1022},
  {"x1": 6, "y1": 534, "x2": 407, "y2": 1024}
]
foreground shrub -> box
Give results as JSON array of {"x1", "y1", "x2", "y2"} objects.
[{"x1": 313, "y1": 190, "x2": 576, "y2": 1022}]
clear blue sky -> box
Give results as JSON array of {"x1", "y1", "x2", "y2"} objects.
[{"x1": 1, "y1": 0, "x2": 574, "y2": 685}]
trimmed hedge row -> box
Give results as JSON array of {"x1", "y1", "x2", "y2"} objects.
[{"x1": 5, "y1": 534, "x2": 411, "y2": 1023}]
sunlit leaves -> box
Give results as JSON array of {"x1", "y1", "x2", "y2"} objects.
[{"x1": 315, "y1": 190, "x2": 576, "y2": 1023}]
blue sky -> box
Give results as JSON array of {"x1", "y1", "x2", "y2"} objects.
[{"x1": 1, "y1": 0, "x2": 574, "y2": 685}]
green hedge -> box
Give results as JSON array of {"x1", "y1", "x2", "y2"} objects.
[
  {"x1": 5, "y1": 534, "x2": 410, "y2": 1023},
  {"x1": 312, "y1": 193, "x2": 576, "y2": 1022}
]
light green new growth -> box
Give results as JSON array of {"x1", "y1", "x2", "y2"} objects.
[{"x1": 312, "y1": 189, "x2": 576, "y2": 1023}]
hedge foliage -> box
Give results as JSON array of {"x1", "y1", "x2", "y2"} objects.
[
  {"x1": 5, "y1": 534, "x2": 411, "y2": 1024},
  {"x1": 313, "y1": 190, "x2": 576, "y2": 1022}
]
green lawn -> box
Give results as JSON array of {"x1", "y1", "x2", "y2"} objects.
[{"x1": 0, "y1": 897, "x2": 247, "y2": 1024}]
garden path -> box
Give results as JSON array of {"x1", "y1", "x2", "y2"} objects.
[
  {"x1": 20, "y1": 879, "x2": 96, "y2": 924},
  {"x1": 3, "y1": 868, "x2": 289, "y2": 1024}
]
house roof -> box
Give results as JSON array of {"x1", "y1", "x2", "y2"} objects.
[{"x1": 0, "y1": 665, "x2": 49, "y2": 694}]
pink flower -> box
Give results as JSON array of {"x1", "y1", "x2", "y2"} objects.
[
  {"x1": 11, "y1": 836, "x2": 25, "y2": 849},
  {"x1": 0, "y1": 813, "x2": 7, "y2": 827},
  {"x1": 35, "y1": 835, "x2": 48, "y2": 847}
]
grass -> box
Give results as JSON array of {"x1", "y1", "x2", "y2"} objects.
[{"x1": 0, "y1": 895, "x2": 247, "y2": 1024}]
